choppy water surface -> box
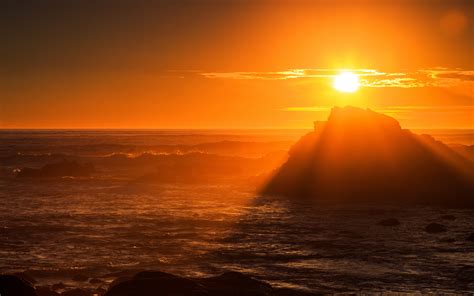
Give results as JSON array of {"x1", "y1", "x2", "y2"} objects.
[
  {"x1": 0, "y1": 130, "x2": 473, "y2": 293},
  {"x1": 1, "y1": 181, "x2": 473, "y2": 293}
]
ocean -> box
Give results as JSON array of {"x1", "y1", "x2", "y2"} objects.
[{"x1": 0, "y1": 129, "x2": 473, "y2": 293}]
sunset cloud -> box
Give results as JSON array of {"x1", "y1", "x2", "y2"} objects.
[
  {"x1": 201, "y1": 69, "x2": 384, "y2": 80},
  {"x1": 282, "y1": 105, "x2": 474, "y2": 114},
  {"x1": 199, "y1": 68, "x2": 474, "y2": 89}
]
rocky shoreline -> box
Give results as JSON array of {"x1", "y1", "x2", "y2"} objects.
[
  {"x1": 1, "y1": 270, "x2": 317, "y2": 296},
  {"x1": 2, "y1": 219, "x2": 474, "y2": 296}
]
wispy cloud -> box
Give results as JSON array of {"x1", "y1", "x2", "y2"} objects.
[
  {"x1": 201, "y1": 69, "x2": 384, "y2": 80},
  {"x1": 361, "y1": 77, "x2": 425, "y2": 88},
  {"x1": 362, "y1": 68, "x2": 474, "y2": 88},
  {"x1": 281, "y1": 105, "x2": 474, "y2": 113},
  {"x1": 420, "y1": 68, "x2": 474, "y2": 86},
  {"x1": 198, "y1": 68, "x2": 474, "y2": 88}
]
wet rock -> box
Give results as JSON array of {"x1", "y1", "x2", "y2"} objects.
[
  {"x1": 0, "y1": 274, "x2": 37, "y2": 296},
  {"x1": 105, "y1": 271, "x2": 208, "y2": 296},
  {"x1": 199, "y1": 271, "x2": 273, "y2": 295},
  {"x1": 467, "y1": 233, "x2": 474, "y2": 242},
  {"x1": 440, "y1": 214, "x2": 456, "y2": 220},
  {"x1": 36, "y1": 286, "x2": 60, "y2": 296},
  {"x1": 377, "y1": 218, "x2": 400, "y2": 226},
  {"x1": 61, "y1": 288, "x2": 91, "y2": 296},
  {"x1": 12, "y1": 271, "x2": 37, "y2": 284},
  {"x1": 273, "y1": 288, "x2": 321, "y2": 296},
  {"x1": 72, "y1": 274, "x2": 89, "y2": 282},
  {"x1": 108, "y1": 276, "x2": 133, "y2": 290},
  {"x1": 104, "y1": 270, "x2": 285, "y2": 296},
  {"x1": 425, "y1": 223, "x2": 447, "y2": 233}
]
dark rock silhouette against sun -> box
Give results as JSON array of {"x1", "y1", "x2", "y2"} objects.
[{"x1": 262, "y1": 106, "x2": 474, "y2": 206}]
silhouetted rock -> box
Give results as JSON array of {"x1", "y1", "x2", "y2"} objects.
[
  {"x1": 12, "y1": 271, "x2": 37, "y2": 285},
  {"x1": 272, "y1": 289, "x2": 321, "y2": 296},
  {"x1": 263, "y1": 106, "x2": 474, "y2": 206},
  {"x1": 60, "y1": 288, "x2": 91, "y2": 296},
  {"x1": 198, "y1": 271, "x2": 272, "y2": 295},
  {"x1": 108, "y1": 276, "x2": 132, "y2": 290},
  {"x1": 467, "y1": 233, "x2": 474, "y2": 242},
  {"x1": 104, "y1": 270, "x2": 307, "y2": 296},
  {"x1": 105, "y1": 270, "x2": 144, "y2": 290},
  {"x1": 36, "y1": 286, "x2": 60, "y2": 296},
  {"x1": 377, "y1": 218, "x2": 400, "y2": 226},
  {"x1": 450, "y1": 144, "x2": 474, "y2": 162},
  {"x1": 0, "y1": 270, "x2": 319, "y2": 296},
  {"x1": 440, "y1": 214, "x2": 456, "y2": 220},
  {"x1": 425, "y1": 223, "x2": 447, "y2": 233},
  {"x1": 105, "y1": 271, "x2": 208, "y2": 296},
  {"x1": 0, "y1": 274, "x2": 37, "y2": 296},
  {"x1": 16, "y1": 161, "x2": 94, "y2": 178}
]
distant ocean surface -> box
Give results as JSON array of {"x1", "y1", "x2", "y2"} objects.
[{"x1": 0, "y1": 129, "x2": 473, "y2": 293}]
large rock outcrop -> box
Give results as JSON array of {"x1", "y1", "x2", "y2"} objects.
[
  {"x1": 262, "y1": 106, "x2": 474, "y2": 206},
  {"x1": 0, "y1": 274, "x2": 37, "y2": 296}
]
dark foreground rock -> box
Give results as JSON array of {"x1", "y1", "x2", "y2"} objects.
[
  {"x1": 105, "y1": 270, "x2": 317, "y2": 296},
  {"x1": 272, "y1": 289, "x2": 318, "y2": 296},
  {"x1": 0, "y1": 274, "x2": 37, "y2": 296},
  {"x1": 0, "y1": 270, "x2": 319, "y2": 295},
  {"x1": 106, "y1": 271, "x2": 208, "y2": 296},
  {"x1": 425, "y1": 223, "x2": 447, "y2": 233},
  {"x1": 377, "y1": 218, "x2": 400, "y2": 226},
  {"x1": 198, "y1": 272, "x2": 272, "y2": 295},
  {"x1": 36, "y1": 286, "x2": 60, "y2": 296},
  {"x1": 11, "y1": 272, "x2": 37, "y2": 285},
  {"x1": 60, "y1": 288, "x2": 91, "y2": 296}
]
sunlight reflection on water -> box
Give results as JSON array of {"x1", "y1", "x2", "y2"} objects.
[{"x1": 0, "y1": 180, "x2": 473, "y2": 293}]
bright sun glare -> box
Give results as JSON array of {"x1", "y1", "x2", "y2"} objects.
[{"x1": 333, "y1": 71, "x2": 360, "y2": 93}]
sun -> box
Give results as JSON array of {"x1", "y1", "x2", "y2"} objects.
[{"x1": 333, "y1": 71, "x2": 360, "y2": 93}]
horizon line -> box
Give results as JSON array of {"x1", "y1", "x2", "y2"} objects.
[{"x1": 1, "y1": 127, "x2": 473, "y2": 131}]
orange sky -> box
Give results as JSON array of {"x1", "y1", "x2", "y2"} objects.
[{"x1": 0, "y1": 0, "x2": 473, "y2": 129}]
